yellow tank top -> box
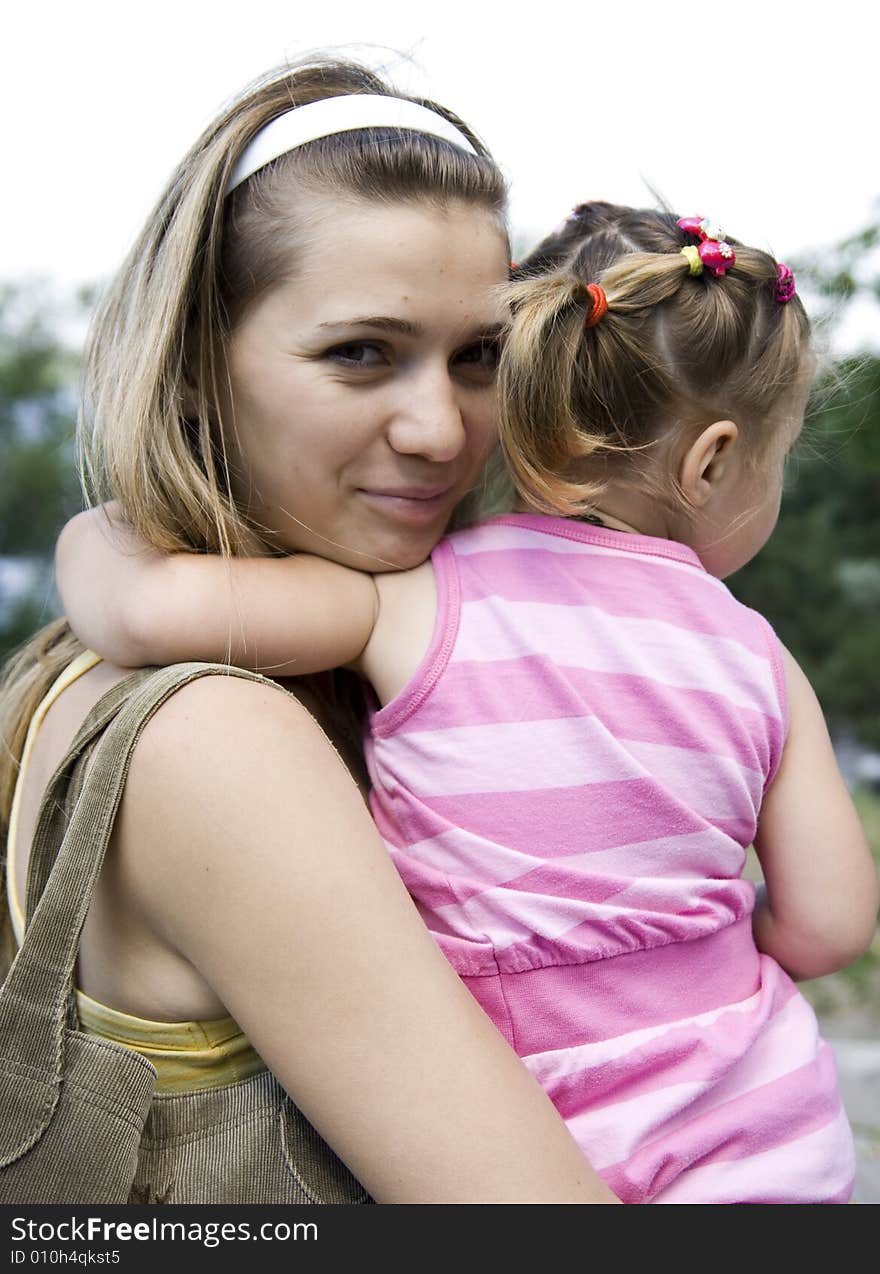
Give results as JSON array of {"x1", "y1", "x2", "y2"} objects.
[{"x1": 7, "y1": 651, "x2": 265, "y2": 1093}]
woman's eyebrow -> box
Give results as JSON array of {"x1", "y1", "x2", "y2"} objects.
[
  {"x1": 317, "y1": 317, "x2": 506, "y2": 340},
  {"x1": 318, "y1": 317, "x2": 423, "y2": 335}
]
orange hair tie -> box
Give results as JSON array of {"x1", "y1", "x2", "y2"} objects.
[{"x1": 583, "y1": 282, "x2": 608, "y2": 328}]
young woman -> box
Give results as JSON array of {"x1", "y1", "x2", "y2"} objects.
[{"x1": 0, "y1": 59, "x2": 618, "y2": 1204}]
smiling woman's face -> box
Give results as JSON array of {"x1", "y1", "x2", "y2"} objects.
[{"x1": 222, "y1": 195, "x2": 510, "y2": 571}]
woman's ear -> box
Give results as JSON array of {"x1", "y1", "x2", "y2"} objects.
[
  {"x1": 181, "y1": 335, "x2": 225, "y2": 424},
  {"x1": 181, "y1": 379, "x2": 202, "y2": 421},
  {"x1": 678, "y1": 420, "x2": 740, "y2": 508}
]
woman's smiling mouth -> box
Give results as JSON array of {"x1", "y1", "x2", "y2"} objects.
[{"x1": 356, "y1": 484, "x2": 456, "y2": 523}]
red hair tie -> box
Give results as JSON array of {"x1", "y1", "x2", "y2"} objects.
[{"x1": 583, "y1": 283, "x2": 608, "y2": 328}]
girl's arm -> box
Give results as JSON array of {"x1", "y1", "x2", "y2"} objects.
[
  {"x1": 55, "y1": 506, "x2": 377, "y2": 675},
  {"x1": 119, "y1": 674, "x2": 620, "y2": 1203},
  {"x1": 752, "y1": 645, "x2": 879, "y2": 980}
]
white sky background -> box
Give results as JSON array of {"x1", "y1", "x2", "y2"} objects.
[{"x1": 2, "y1": 0, "x2": 877, "y2": 348}]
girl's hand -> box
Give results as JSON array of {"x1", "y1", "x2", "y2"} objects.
[{"x1": 55, "y1": 505, "x2": 379, "y2": 675}]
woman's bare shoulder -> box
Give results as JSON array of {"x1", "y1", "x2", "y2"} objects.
[
  {"x1": 119, "y1": 668, "x2": 365, "y2": 872},
  {"x1": 29, "y1": 663, "x2": 332, "y2": 825},
  {"x1": 95, "y1": 666, "x2": 372, "y2": 1008},
  {"x1": 134, "y1": 667, "x2": 306, "y2": 736},
  {"x1": 126, "y1": 669, "x2": 358, "y2": 815}
]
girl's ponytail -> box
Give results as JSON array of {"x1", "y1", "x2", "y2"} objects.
[
  {"x1": 499, "y1": 203, "x2": 812, "y2": 518},
  {"x1": 501, "y1": 274, "x2": 609, "y2": 516},
  {"x1": 500, "y1": 251, "x2": 688, "y2": 516}
]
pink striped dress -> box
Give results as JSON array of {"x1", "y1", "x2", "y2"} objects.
[{"x1": 366, "y1": 513, "x2": 855, "y2": 1204}]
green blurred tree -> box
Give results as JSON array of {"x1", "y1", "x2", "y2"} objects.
[
  {"x1": 0, "y1": 285, "x2": 83, "y2": 661},
  {"x1": 729, "y1": 220, "x2": 880, "y2": 747}
]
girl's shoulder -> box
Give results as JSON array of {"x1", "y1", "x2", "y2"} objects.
[{"x1": 364, "y1": 560, "x2": 439, "y2": 707}]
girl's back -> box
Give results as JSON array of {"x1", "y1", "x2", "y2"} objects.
[{"x1": 367, "y1": 513, "x2": 855, "y2": 1204}]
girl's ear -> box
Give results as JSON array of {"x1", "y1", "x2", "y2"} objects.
[{"x1": 678, "y1": 420, "x2": 740, "y2": 508}]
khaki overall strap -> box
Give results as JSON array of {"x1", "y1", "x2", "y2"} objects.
[{"x1": 0, "y1": 662, "x2": 278, "y2": 1161}]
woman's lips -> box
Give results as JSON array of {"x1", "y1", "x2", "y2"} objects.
[{"x1": 356, "y1": 485, "x2": 456, "y2": 525}]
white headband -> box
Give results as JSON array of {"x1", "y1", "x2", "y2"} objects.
[{"x1": 225, "y1": 94, "x2": 479, "y2": 195}]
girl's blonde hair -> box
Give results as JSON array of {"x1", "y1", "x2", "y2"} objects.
[
  {"x1": 500, "y1": 201, "x2": 811, "y2": 516},
  {"x1": 0, "y1": 57, "x2": 508, "y2": 945}
]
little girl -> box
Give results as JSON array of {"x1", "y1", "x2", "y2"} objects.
[{"x1": 57, "y1": 201, "x2": 878, "y2": 1203}]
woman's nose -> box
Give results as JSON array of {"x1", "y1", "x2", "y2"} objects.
[{"x1": 386, "y1": 370, "x2": 467, "y2": 463}]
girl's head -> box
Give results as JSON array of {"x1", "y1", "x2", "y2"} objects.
[
  {"x1": 501, "y1": 201, "x2": 813, "y2": 576},
  {"x1": 82, "y1": 58, "x2": 510, "y2": 569}
]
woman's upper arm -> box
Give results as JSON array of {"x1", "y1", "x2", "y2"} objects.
[
  {"x1": 116, "y1": 675, "x2": 616, "y2": 1204},
  {"x1": 753, "y1": 646, "x2": 878, "y2": 974}
]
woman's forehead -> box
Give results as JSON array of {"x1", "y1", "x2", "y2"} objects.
[
  {"x1": 299, "y1": 196, "x2": 505, "y2": 266},
  {"x1": 289, "y1": 198, "x2": 510, "y2": 327}
]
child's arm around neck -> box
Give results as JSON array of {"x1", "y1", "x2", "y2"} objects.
[{"x1": 55, "y1": 506, "x2": 382, "y2": 678}]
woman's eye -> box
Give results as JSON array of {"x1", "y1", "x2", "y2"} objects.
[
  {"x1": 327, "y1": 342, "x2": 387, "y2": 367},
  {"x1": 456, "y1": 339, "x2": 500, "y2": 375}
]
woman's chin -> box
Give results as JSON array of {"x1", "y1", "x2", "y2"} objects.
[
  {"x1": 272, "y1": 510, "x2": 448, "y2": 573},
  {"x1": 344, "y1": 534, "x2": 436, "y2": 574},
  {"x1": 335, "y1": 510, "x2": 450, "y2": 573}
]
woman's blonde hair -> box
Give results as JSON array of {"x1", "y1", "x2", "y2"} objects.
[
  {"x1": 0, "y1": 57, "x2": 508, "y2": 946},
  {"x1": 500, "y1": 201, "x2": 812, "y2": 516}
]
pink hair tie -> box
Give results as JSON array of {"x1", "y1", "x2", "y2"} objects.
[
  {"x1": 775, "y1": 263, "x2": 796, "y2": 303},
  {"x1": 697, "y1": 239, "x2": 735, "y2": 277},
  {"x1": 677, "y1": 215, "x2": 736, "y2": 277}
]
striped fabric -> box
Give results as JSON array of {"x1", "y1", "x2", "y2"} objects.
[{"x1": 367, "y1": 514, "x2": 855, "y2": 1204}]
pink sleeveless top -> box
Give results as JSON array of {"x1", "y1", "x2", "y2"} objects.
[{"x1": 366, "y1": 514, "x2": 855, "y2": 1204}]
